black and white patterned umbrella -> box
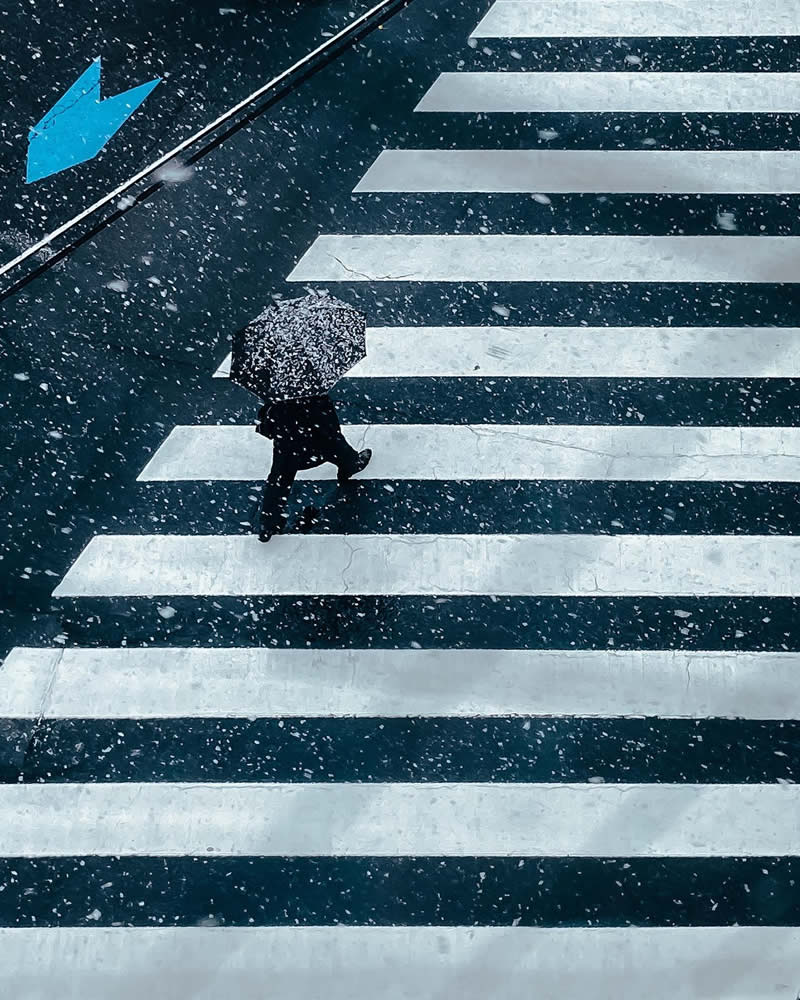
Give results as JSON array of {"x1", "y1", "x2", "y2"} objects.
[{"x1": 230, "y1": 292, "x2": 367, "y2": 401}]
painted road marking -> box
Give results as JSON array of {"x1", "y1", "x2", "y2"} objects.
[
  {"x1": 355, "y1": 150, "x2": 800, "y2": 194},
  {"x1": 138, "y1": 424, "x2": 800, "y2": 483},
  {"x1": 214, "y1": 326, "x2": 800, "y2": 379},
  {"x1": 0, "y1": 926, "x2": 796, "y2": 1000},
  {"x1": 26, "y1": 57, "x2": 159, "y2": 183},
  {"x1": 3, "y1": 647, "x2": 799, "y2": 719},
  {"x1": 53, "y1": 534, "x2": 800, "y2": 597},
  {"x1": 288, "y1": 234, "x2": 800, "y2": 283},
  {"x1": 3, "y1": 782, "x2": 799, "y2": 856},
  {"x1": 472, "y1": 0, "x2": 800, "y2": 38},
  {"x1": 415, "y1": 72, "x2": 800, "y2": 113},
  {"x1": 2, "y1": 0, "x2": 410, "y2": 279}
]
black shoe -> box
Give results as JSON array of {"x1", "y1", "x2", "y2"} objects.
[
  {"x1": 258, "y1": 520, "x2": 281, "y2": 542},
  {"x1": 258, "y1": 512, "x2": 286, "y2": 542},
  {"x1": 338, "y1": 449, "x2": 372, "y2": 484}
]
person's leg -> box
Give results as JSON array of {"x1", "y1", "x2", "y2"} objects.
[
  {"x1": 330, "y1": 433, "x2": 360, "y2": 471},
  {"x1": 258, "y1": 454, "x2": 297, "y2": 542},
  {"x1": 330, "y1": 433, "x2": 372, "y2": 484}
]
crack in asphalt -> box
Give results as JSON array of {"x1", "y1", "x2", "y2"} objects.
[
  {"x1": 35, "y1": 647, "x2": 64, "y2": 724},
  {"x1": 328, "y1": 252, "x2": 416, "y2": 282},
  {"x1": 339, "y1": 537, "x2": 361, "y2": 595},
  {"x1": 31, "y1": 77, "x2": 99, "y2": 135}
]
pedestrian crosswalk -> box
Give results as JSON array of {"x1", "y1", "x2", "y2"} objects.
[{"x1": 4, "y1": 0, "x2": 800, "y2": 994}]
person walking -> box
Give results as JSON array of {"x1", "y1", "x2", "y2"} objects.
[
  {"x1": 228, "y1": 290, "x2": 372, "y2": 542},
  {"x1": 256, "y1": 393, "x2": 371, "y2": 542}
]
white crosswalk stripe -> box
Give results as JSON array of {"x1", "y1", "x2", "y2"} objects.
[
  {"x1": 472, "y1": 0, "x2": 800, "y2": 38},
  {"x1": 288, "y1": 234, "x2": 800, "y2": 283},
  {"x1": 2, "y1": 926, "x2": 798, "y2": 1000},
  {"x1": 139, "y1": 424, "x2": 800, "y2": 482},
  {"x1": 9, "y1": 0, "x2": 800, "y2": 989},
  {"x1": 53, "y1": 533, "x2": 800, "y2": 597},
  {"x1": 5, "y1": 646, "x2": 799, "y2": 719},
  {"x1": 5, "y1": 782, "x2": 799, "y2": 856},
  {"x1": 415, "y1": 71, "x2": 800, "y2": 113},
  {"x1": 356, "y1": 150, "x2": 800, "y2": 193},
  {"x1": 216, "y1": 325, "x2": 800, "y2": 377}
]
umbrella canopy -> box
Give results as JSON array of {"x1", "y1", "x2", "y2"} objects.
[{"x1": 230, "y1": 292, "x2": 367, "y2": 401}]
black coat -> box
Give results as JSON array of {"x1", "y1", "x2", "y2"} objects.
[
  {"x1": 257, "y1": 394, "x2": 345, "y2": 471},
  {"x1": 256, "y1": 394, "x2": 358, "y2": 537}
]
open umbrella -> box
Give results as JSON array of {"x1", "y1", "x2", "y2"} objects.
[{"x1": 230, "y1": 292, "x2": 366, "y2": 401}]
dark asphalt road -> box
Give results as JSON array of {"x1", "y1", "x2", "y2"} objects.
[{"x1": 0, "y1": 0, "x2": 380, "y2": 262}]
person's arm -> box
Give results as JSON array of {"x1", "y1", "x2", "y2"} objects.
[{"x1": 255, "y1": 403, "x2": 275, "y2": 438}]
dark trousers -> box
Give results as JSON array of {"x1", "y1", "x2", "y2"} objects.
[{"x1": 259, "y1": 434, "x2": 360, "y2": 537}]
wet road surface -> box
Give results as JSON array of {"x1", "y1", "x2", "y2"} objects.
[{"x1": 2, "y1": 0, "x2": 800, "y2": 994}]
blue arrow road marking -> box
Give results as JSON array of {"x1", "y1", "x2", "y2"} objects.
[{"x1": 26, "y1": 57, "x2": 160, "y2": 184}]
